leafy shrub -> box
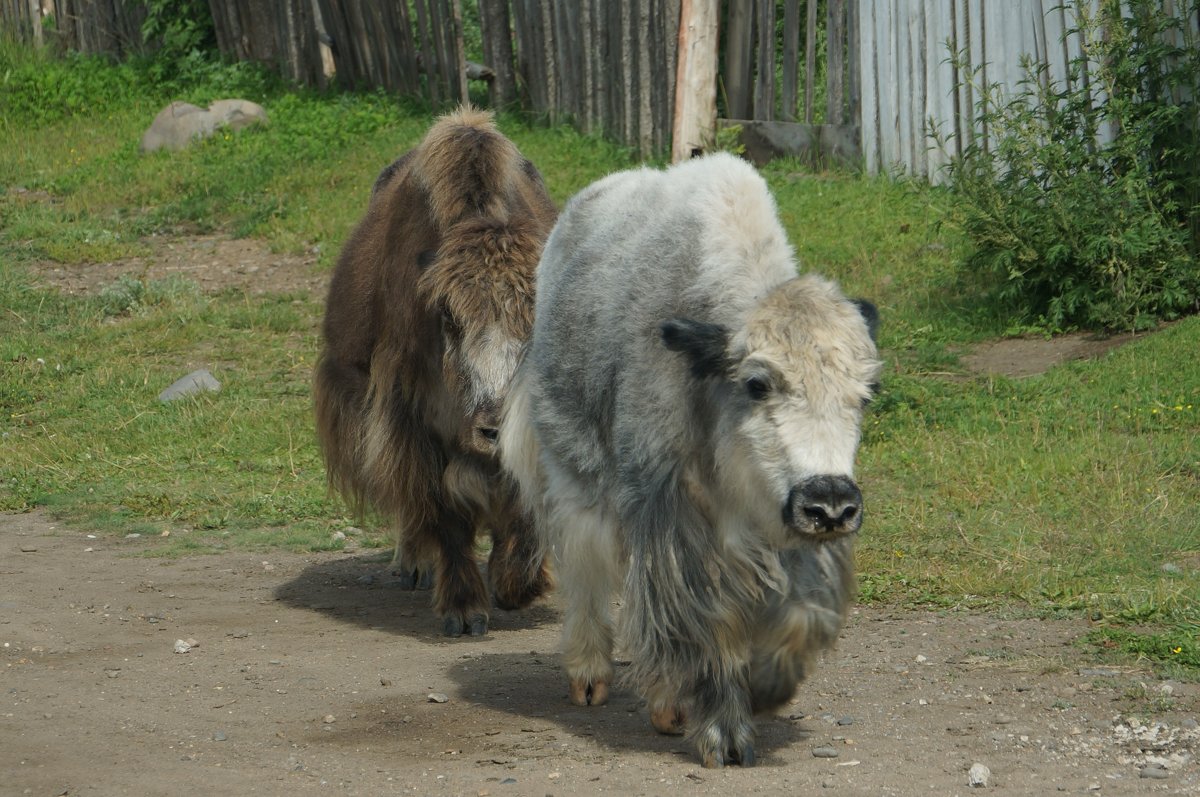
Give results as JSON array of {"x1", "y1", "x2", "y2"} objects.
[
  {"x1": 940, "y1": 0, "x2": 1200, "y2": 331},
  {"x1": 139, "y1": 0, "x2": 217, "y2": 86},
  {"x1": 0, "y1": 48, "x2": 147, "y2": 126}
]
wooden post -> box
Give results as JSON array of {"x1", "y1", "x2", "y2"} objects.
[{"x1": 672, "y1": 0, "x2": 719, "y2": 161}]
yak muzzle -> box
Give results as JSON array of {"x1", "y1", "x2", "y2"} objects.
[{"x1": 784, "y1": 475, "x2": 863, "y2": 538}]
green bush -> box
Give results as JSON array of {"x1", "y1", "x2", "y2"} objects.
[{"x1": 940, "y1": 0, "x2": 1200, "y2": 331}]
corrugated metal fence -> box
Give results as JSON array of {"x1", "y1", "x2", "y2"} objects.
[{"x1": 857, "y1": 0, "x2": 1200, "y2": 180}]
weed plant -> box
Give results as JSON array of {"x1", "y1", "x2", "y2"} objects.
[{"x1": 939, "y1": 0, "x2": 1200, "y2": 332}]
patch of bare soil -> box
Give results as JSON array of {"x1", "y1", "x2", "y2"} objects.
[
  {"x1": 3, "y1": 511, "x2": 1197, "y2": 796},
  {"x1": 29, "y1": 233, "x2": 328, "y2": 298},
  {"x1": 962, "y1": 332, "x2": 1142, "y2": 379}
]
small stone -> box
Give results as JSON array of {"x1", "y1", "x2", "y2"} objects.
[
  {"x1": 380, "y1": 677, "x2": 393, "y2": 687},
  {"x1": 1181, "y1": 718, "x2": 1198, "y2": 730},
  {"x1": 158, "y1": 369, "x2": 221, "y2": 402},
  {"x1": 836, "y1": 716, "x2": 854, "y2": 726},
  {"x1": 915, "y1": 654, "x2": 928, "y2": 663},
  {"x1": 812, "y1": 747, "x2": 839, "y2": 758},
  {"x1": 323, "y1": 714, "x2": 336, "y2": 724},
  {"x1": 331, "y1": 530, "x2": 346, "y2": 542},
  {"x1": 968, "y1": 762, "x2": 990, "y2": 787},
  {"x1": 19, "y1": 544, "x2": 37, "y2": 553},
  {"x1": 1139, "y1": 766, "x2": 1169, "y2": 780},
  {"x1": 174, "y1": 639, "x2": 192, "y2": 654},
  {"x1": 212, "y1": 731, "x2": 227, "y2": 741},
  {"x1": 427, "y1": 692, "x2": 449, "y2": 703}
]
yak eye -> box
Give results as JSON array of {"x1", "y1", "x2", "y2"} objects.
[{"x1": 744, "y1": 375, "x2": 771, "y2": 402}]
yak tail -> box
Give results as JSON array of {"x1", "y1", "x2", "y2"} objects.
[
  {"x1": 414, "y1": 104, "x2": 521, "y2": 230},
  {"x1": 498, "y1": 360, "x2": 543, "y2": 522}
]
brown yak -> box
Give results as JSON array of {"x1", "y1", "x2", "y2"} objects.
[{"x1": 313, "y1": 106, "x2": 556, "y2": 636}]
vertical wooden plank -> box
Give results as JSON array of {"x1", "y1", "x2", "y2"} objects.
[
  {"x1": 621, "y1": 0, "x2": 634, "y2": 141},
  {"x1": 967, "y1": 0, "x2": 986, "y2": 152},
  {"x1": 480, "y1": 0, "x2": 516, "y2": 108},
  {"x1": 804, "y1": 0, "x2": 817, "y2": 122},
  {"x1": 414, "y1": 0, "x2": 441, "y2": 107},
  {"x1": 782, "y1": 0, "x2": 800, "y2": 122},
  {"x1": 658, "y1": 0, "x2": 682, "y2": 153},
  {"x1": 858, "y1": 0, "x2": 879, "y2": 173},
  {"x1": 924, "y1": 0, "x2": 942, "y2": 180},
  {"x1": 893, "y1": 0, "x2": 907, "y2": 169},
  {"x1": 725, "y1": 1, "x2": 752, "y2": 118},
  {"x1": 451, "y1": 0, "x2": 468, "y2": 103},
  {"x1": 827, "y1": 0, "x2": 846, "y2": 125},
  {"x1": 880, "y1": 0, "x2": 900, "y2": 172},
  {"x1": 578, "y1": 0, "x2": 594, "y2": 129},
  {"x1": 637, "y1": 0, "x2": 653, "y2": 154},
  {"x1": 755, "y1": 0, "x2": 776, "y2": 121},
  {"x1": 911, "y1": 0, "x2": 927, "y2": 178},
  {"x1": 847, "y1": 0, "x2": 860, "y2": 137},
  {"x1": 673, "y1": 0, "x2": 719, "y2": 160}
]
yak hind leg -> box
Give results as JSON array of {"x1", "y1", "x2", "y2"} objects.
[
  {"x1": 557, "y1": 505, "x2": 621, "y2": 707},
  {"x1": 487, "y1": 503, "x2": 551, "y2": 611},
  {"x1": 421, "y1": 507, "x2": 491, "y2": 637}
]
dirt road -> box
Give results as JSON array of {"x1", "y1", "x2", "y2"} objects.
[{"x1": 3, "y1": 510, "x2": 1197, "y2": 796}]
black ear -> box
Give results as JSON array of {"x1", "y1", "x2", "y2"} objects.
[
  {"x1": 660, "y1": 318, "x2": 730, "y2": 380},
  {"x1": 852, "y1": 299, "x2": 880, "y2": 343}
]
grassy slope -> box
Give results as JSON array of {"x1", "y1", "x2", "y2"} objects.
[{"x1": 1, "y1": 50, "x2": 1196, "y2": 671}]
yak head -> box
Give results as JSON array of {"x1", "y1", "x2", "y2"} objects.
[
  {"x1": 661, "y1": 275, "x2": 882, "y2": 546},
  {"x1": 418, "y1": 217, "x2": 541, "y2": 456}
]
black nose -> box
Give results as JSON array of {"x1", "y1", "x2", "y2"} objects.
[
  {"x1": 478, "y1": 427, "x2": 499, "y2": 443},
  {"x1": 784, "y1": 475, "x2": 863, "y2": 535}
]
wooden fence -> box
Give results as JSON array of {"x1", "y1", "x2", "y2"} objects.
[
  {"x1": 718, "y1": 0, "x2": 860, "y2": 167},
  {"x1": 7, "y1": 1, "x2": 1189, "y2": 178},
  {"x1": 1, "y1": 0, "x2": 147, "y2": 57}
]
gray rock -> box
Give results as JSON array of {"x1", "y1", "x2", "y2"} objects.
[
  {"x1": 159, "y1": 369, "x2": 221, "y2": 402},
  {"x1": 208, "y1": 99, "x2": 268, "y2": 130},
  {"x1": 141, "y1": 99, "x2": 267, "y2": 153},
  {"x1": 1139, "y1": 766, "x2": 1170, "y2": 780},
  {"x1": 811, "y1": 746, "x2": 839, "y2": 758}
]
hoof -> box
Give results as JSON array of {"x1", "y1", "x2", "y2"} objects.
[
  {"x1": 568, "y1": 677, "x2": 608, "y2": 707},
  {"x1": 650, "y1": 705, "x2": 686, "y2": 736},
  {"x1": 701, "y1": 744, "x2": 756, "y2": 768},
  {"x1": 443, "y1": 612, "x2": 488, "y2": 637},
  {"x1": 394, "y1": 568, "x2": 433, "y2": 591}
]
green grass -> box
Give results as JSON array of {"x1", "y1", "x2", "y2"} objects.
[{"x1": 1, "y1": 45, "x2": 1196, "y2": 674}]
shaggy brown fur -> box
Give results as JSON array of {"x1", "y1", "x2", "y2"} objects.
[{"x1": 313, "y1": 106, "x2": 556, "y2": 636}]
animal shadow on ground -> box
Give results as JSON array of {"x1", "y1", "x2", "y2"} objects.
[
  {"x1": 272, "y1": 552, "x2": 557, "y2": 639},
  {"x1": 444, "y1": 651, "x2": 815, "y2": 764}
]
